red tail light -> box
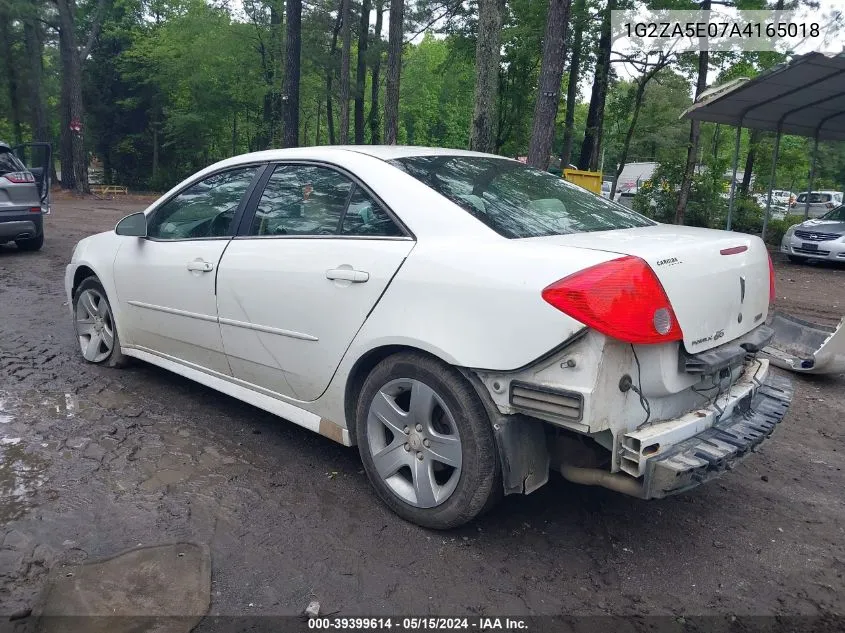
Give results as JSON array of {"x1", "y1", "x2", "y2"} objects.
[
  {"x1": 2, "y1": 171, "x2": 35, "y2": 184},
  {"x1": 768, "y1": 253, "x2": 776, "y2": 303},
  {"x1": 542, "y1": 256, "x2": 683, "y2": 345}
]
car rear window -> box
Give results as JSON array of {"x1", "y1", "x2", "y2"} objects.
[
  {"x1": 389, "y1": 155, "x2": 655, "y2": 239},
  {"x1": 0, "y1": 148, "x2": 26, "y2": 176}
]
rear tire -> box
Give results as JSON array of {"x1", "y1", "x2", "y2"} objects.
[
  {"x1": 787, "y1": 255, "x2": 807, "y2": 264},
  {"x1": 16, "y1": 232, "x2": 44, "y2": 251},
  {"x1": 73, "y1": 277, "x2": 129, "y2": 368},
  {"x1": 356, "y1": 352, "x2": 501, "y2": 529}
]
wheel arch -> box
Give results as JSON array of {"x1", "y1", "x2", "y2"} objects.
[
  {"x1": 343, "y1": 343, "x2": 458, "y2": 440},
  {"x1": 71, "y1": 264, "x2": 98, "y2": 296}
]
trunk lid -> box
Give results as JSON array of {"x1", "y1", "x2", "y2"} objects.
[{"x1": 527, "y1": 225, "x2": 771, "y2": 353}]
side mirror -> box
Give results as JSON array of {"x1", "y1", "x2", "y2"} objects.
[{"x1": 115, "y1": 212, "x2": 147, "y2": 237}]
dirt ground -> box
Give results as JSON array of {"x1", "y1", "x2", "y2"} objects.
[{"x1": 1, "y1": 196, "x2": 844, "y2": 623}]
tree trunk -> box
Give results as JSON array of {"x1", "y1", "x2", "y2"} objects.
[
  {"x1": 326, "y1": 7, "x2": 342, "y2": 145},
  {"x1": 369, "y1": 0, "x2": 384, "y2": 144},
  {"x1": 339, "y1": 0, "x2": 352, "y2": 144},
  {"x1": 354, "y1": 0, "x2": 371, "y2": 144},
  {"x1": 560, "y1": 0, "x2": 585, "y2": 167},
  {"x1": 740, "y1": 129, "x2": 761, "y2": 194},
  {"x1": 23, "y1": 17, "x2": 49, "y2": 142},
  {"x1": 0, "y1": 11, "x2": 24, "y2": 146},
  {"x1": 384, "y1": 0, "x2": 404, "y2": 144},
  {"x1": 610, "y1": 80, "x2": 647, "y2": 198},
  {"x1": 469, "y1": 0, "x2": 504, "y2": 153},
  {"x1": 674, "y1": 0, "x2": 711, "y2": 225},
  {"x1": 152, "y1": 123, "x2": 159, "y2": 182},
  {"x1": 577, "y1": 0, "x2": 614, "y2": 171},
  {"x1": 315, "y1": 99, "x2": 322, "y2": 144},
  {"x1": 527, "y1": 0, "x2": 572, "y2": 170},
  {"x1": 282, "y1": 0, "x2": 302, "y2": 148},
  {"x1": 56, "y1": 0, "x2": 88, "y2": 193}
]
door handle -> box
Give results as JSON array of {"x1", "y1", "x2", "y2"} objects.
[
  {"x1": 326, "y1": 268, "x2": 369, "y2": 283},
  {"x1": 187, "y1": 260, "x2": 214, "y2": 272}
]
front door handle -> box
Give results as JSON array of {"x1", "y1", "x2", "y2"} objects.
[
  {"x1": 326, "y1": 268, "x2": 369, "y2": 283},
  {"x1": 187, "y1": 260, "x2": 214, "y2": 272}
]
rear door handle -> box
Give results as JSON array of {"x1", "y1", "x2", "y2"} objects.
[
  {"x1": 326, "y1": 268, "x2": 369, "y2": 283},
  {"x1": 187, "y1": 260, "x2": 214, "y2": 272}
]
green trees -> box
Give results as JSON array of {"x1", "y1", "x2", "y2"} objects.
[{"x1": 0, "y1": 0, "x2": 841, "y2": 213}]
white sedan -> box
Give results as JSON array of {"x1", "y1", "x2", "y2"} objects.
[{"x1": 66, "y1": 146, "x2": 792, "y2": 528}]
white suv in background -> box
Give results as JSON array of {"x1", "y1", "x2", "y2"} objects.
[{"x1": 791, "y1": 191, "x2": 843, "y2": 218}]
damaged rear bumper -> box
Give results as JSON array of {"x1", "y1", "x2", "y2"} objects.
[{"x1": 643, "y1": 372, "x2": 793, "y2": 498}]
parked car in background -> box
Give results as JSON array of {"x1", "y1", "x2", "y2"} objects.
[
  {"x1": 65, "y1": 146, "x2": 791, "y2": 529},
  {"x1": 756, "y1": 190, "x2": 796, "y2": 208},
  {"x1": 600, "y1": 180, "x2": 613, "y2": 199},
  {"x1": 791, "y1": 191, "x2": 843, "y2": 218},
  {"x1": 0, "y1": 141, "x2": 51, "y2": 251},
  {"x1": 780, "y1": 205, "x2": 845, "y2": 263}
]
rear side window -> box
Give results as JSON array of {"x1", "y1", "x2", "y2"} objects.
[
  {"x1": 798, "y1": 193, "x2": 831, "y2": 203},
  {"x1": 0, "y1": 149, "x2": 25, "y2": 176},
  {"x1": 390, "y1": 156, "x2": 654, "y2": 239},
  {"x1": 341, "y1": 187, "x2": 403, "y2": 237}
]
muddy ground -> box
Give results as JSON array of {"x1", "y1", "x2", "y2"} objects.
[{"x1": 1, "y1": 195, "x2": 844, "y2": 622}]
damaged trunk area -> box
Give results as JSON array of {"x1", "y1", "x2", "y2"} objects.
[{"x1": 476, "y1": 325, "x2": 793, "y2": 501}]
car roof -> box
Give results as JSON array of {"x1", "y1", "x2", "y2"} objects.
[{"x1": 222, "y1": 145, "x2": 514, "y2": 167}]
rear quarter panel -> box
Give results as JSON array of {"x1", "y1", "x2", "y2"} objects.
[{"x1": 340, "y1": 237, "x2": 621, "y2": 371}]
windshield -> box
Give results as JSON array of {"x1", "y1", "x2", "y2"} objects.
[
  {"x1": 0, "y1": 148, "x2": 26, "y2": 176},
  {"x1": 389, "y1": 155, "x2": 655, "y2": 239},
  {"x1": 820, "y1": 206, "x2": 845, "y2": 221}
]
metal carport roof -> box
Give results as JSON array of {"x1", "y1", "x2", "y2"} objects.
[
  {"x1": 683, "y1": 52, "x2": 845, "y2": 141},
  {"x1": 680, "y1": 52, "x2": 845, "y2": 234}
]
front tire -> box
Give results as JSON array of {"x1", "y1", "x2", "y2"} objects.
[
  {"x1": 73, "y1": 277, "x2": 128, "y2": 368},
  {"x1": 16, "y1": 232, "x2": 44, "y2": 251},
  {"x1": 356, "y1": 352, "x2": 501, "y2": 529}
]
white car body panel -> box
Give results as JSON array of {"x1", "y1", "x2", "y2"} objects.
[
  {"x1": 112, "y1": 238, "x2": 233, "y2": 375},
  {"x1": 216, "y1": 237, "x2": 414, "y2": 400},
  {"x1": 64, "y1": 145, "x2": 790, "y2": 494},
  {"x1": 527, "y1": 225, "x2": 771, "y2": 354}
]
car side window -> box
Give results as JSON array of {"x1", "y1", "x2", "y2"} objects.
[
  {"x1": 341, "y1": 186, "x2": 403, "y2": 237},
  {"x1": 147, "y1": 166, "x2": 258, "y2": 240},
  {"x1": 248, "y1": 165, "x2": 352, "y2": 236}
]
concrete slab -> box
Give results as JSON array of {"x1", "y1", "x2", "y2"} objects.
[{"x1": 30, "y1": 543, "x2": 210, "y2": 633}]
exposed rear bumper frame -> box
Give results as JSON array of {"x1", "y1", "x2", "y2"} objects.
[{"x1": 643, "y1": 372, "x2": 792, "y2": 499}]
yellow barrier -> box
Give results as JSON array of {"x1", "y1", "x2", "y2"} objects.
[
  {"x1": 562, "y1": 168, "x2": 602, "y2": 194},
  {"x1": 91, "y1": 185, "x2": 128, "y2": 196}
]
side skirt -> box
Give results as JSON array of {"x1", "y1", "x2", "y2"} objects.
[{"x1": 122, "y1": 346, "x2": 353, "y2": 446}]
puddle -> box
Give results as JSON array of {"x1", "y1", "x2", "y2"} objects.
[
  {"x1": 0, "y1": 392, "x2": 50, "y2": 521},
  {"x1": 41, "y1": 392, "x2": 81, "y2": 418},
  {"x1": 0, "y1": 441, "x2": 48, "y2": 522},
  {"x1": 0, "y1": 396, "x2": 11, "y2": 424}
]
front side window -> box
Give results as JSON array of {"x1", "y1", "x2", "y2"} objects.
[
  {"x1": 249, "y1": 164, "x2": 353, "y2": 236},
  {"x1": 390, "y1": 156, "x2": 654, "y2": 239},
  {"x1": 147, "y1": 166, "x2": 258, "y2": 240}
]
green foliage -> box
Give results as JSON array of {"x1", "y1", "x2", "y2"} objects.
[{"x1": 766, "y1": 214, "x2": 804, "y2": 247}]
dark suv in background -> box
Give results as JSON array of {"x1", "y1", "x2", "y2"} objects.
[{"x1": 0, "y1": 141, "x2": 51, "y2": 251}]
